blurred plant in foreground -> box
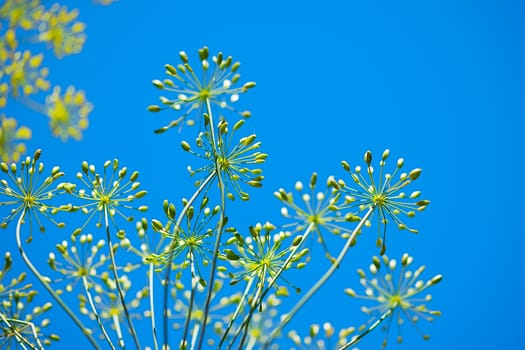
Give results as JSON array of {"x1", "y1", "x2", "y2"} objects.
[{"x1": 0, "y1": 0, "x2": 116, "y2": 162}]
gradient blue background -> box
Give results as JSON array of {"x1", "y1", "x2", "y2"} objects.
[{"x1": 3, "y1": 0, "x2": 524, "y2": 349}]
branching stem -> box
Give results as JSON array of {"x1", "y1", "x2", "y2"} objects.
[
  {"x1": 104, "y1": 208, "x2": 141, "y2": 350},
  {"x1": 263, "y1": 206, "x2": 375, "y2": 347},
  {"x1": 15, "y1": 209, "x2": 101, "y2": 349},
  {"x1": 196, "y1": 98, "x2": 227, "y2": 350}
]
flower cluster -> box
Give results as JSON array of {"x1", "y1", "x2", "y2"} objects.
[
  {"x1": 339, "y1": 149, "x2": 429, "y2": 254},
  {"x1": 0, "y1": 0, "x2": 40, "y2": 30},
  {"x1": 148, "y1": 46, "x2": 255, "y2": 133},
  {"x1": 225, "y1": 221, "x2": 307, "y2": 296},
  {"x1": 1, "y1": 50, "x2": 50, "y2": 99},
  {"x1": 275, "y1": 173, "x2": 354, "y2": 260},
  {"x1": 0, "y1": 149, "x2": 66, "y2": 236},
  {"x1": 0, "y1": 115, "x2": 31, "y2": 162},
  {"x1": 288, "y1": 322, "x2": 358, "y2": 350},
  {"x1": 46, "y1": 85, "x2": 92, "y2": 141},
  {"x1": 48, "y1": 231, "x2": 112, "y2": 293},
  {"x1": 35, "y1": 4, "x2": 86, "y2": 58},
  {"x1": 169, "y1": 276, "x2": 240, "y2": 348},
  {"x1": 183, "y1": 118, "x2": 267, "y2": 201},
  {"x1": 344, "y1": 253, "x2": 442, "y2": 347},
  {"x1": 0, "y1": 251, "x2": 60, "y2": 347},
  {"x1": 149, "y1": 196, "x2": 220, "y2": 279},
  {"x1": 62, "y1": 159, "x2": 148, "y2": 235}
]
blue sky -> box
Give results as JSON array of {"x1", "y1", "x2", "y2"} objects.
[{"x1": 3, "y1": 0, "x2": 525, "y2": 349}]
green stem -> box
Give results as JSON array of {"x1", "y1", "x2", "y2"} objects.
[
  {"x1": 181, "y1": 252, "x2": 198, "y2": 349},
  {"x1": 15, "y1": 209, "x2": 101, "y2": 349},
  {"x1": 229, "y1": 222, "x2": 315, "y2": 348},
  {"x1": 0, "y1": 312, "x2": 39, "y2": 350},
  {"x1": 263, "y1": 206, "x2": 375, "y2": 347},
  {"x1": 162, "y1": 171, "x2": 216, "y2": 348},
  {"x1": 196, "y1": 98, "x2": 228, "y2": 350},
  {"x1": 236, "y1": 276, "x2": 265, "y2": 349},
  {"x1": 148, "y1": 263, "x2": 159, "y2": 350},
  {"x1": 217, "y1": 278, "x2": 254, "y2": 348},
  {"x1": 112, "y1": 314, "x2": 125, "y2": 348},
  {"x1": 81, "y1": 275, "x2": 116, "y2": 350},
  {"x1": 104, "y1": 208, "x2": 141, "y2": 350},
  {"x1": 336, "y1": 308, "x2": 393, "y2": 350}
]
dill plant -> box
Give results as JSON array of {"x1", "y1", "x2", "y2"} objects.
[{"x1": 0, "y1": 45, "x2": 442, "y2": 350}]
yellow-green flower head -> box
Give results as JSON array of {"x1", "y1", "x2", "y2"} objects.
[
  {"x1": 339, "y1": 149, "x2": 430, "y2": 255},
  {"x1": 48, "y1": 231, "x2": 111, "y2": 293},
  {"x1": 79, "y1": 276, "x2": 146, "y2": 324},
  {"x1": 2, "y1": 50, "x2": 50, "y2": 99},
  {"x1": 345, "y1": 253, "x2": 442, "y2": 347},
  {"x1": 149, "y1": 196, "x2": 219, "y2": 277},
  {"x1": 0, "y1": 149, "x2": 66, "y2": 236},
  {"x1": 148, "y1": 46, "x2": 255, "y2": 134},
  {"x1": 170, "y1": 277, "x2": 239, "y2": 342},
  {"x1": 46, "y1": 85, "x2": 92, "y2": 141},
  {"x1": 235, "y1": 293, "x2": 282, "y2": 348},
  {"x1": 36, "y1": 4, "x2": 86, "y2": 58},
  {"x1": 0, "y1": 0, "x2": 40, "y2": 30},
  {"x1": 63, "y1": 159, "x2": 148, "y2": 235},
  {"x1": 0, "y1": 29, "x2": 18, "y2": 63},
  {"x1": 184, "y1": 118, "x2": 267, "y2": 201},
  {"x1": 0, "y1": 252, "x2": 60, "y2": 347},
  {"x1": 288, "y1": 322, "x2": 358, "y2": 350},
  {"x1": 93, "y1": 0, "x2": 118, "y2": 5},
  {"x1": 274, "y1": 172, "x2": 355, "y2": 261},
  {"x1": 0, "y1": 115, "x2": 32, "y2": 162},
  {"x1": 225, "y1": 221, "x2": 307, "y2": 295}
]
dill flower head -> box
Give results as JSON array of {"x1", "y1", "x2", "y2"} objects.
[
  {"x1": 35, "y1": 4, "x2": 86, "y2": 58},
  {"x1": 46, "y1": 85, "x2": 92, "y2": 141},
  {"x1": 183, "y1": 118, "x2": 267, "y2": 201},
  {"x1": 79, "y1": 274, "x2": 147, "y2": 326},
  {"x1": 149, "y1": 196, "x2": 219, "y2": 279},
  {"x1": 0, "y1": 252, "x2": 60, "y2": 347},
  {"x1": 0, "y1": 0, "x2": 40, "y2": 30},
  {"x1": 169, "y1": 276, "x2": 240, "y2": 347},
  {"x1": 0, "y1": 115, "x2": 31, "y2": 162},
  {"x1": 339, "y1": 149, "x2": 429, "y2": 254},
  {"x1": 274, "y1": 173, "x2": 355, "y2": 260},
  {"x1": 224, "y1": 221, "x2": 308, "y2": 296},
  {"x1": 2, "y1": 50, "x2": 50, "y2": 98},
  {"x1": 48, "y1": 231, "x2": 112, "y2": 293},
  {"x1": 288, "y1": 322, "x2": 358, "y2": 350},
  {"x1": 148, "y1": 46, "x2": 255, "y2": 133},
  {"x1": 344, "y1": 253, "x2": 442, "y2": 347},
  {"x1": 62, "y1": 159, "x2": 148, "y2": 235},
  {"x1": 0, "y1": 149, "x2": 66, "y2": 236}
]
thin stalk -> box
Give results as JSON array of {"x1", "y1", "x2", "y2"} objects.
[
  {"x1": 217, "y1": 278, "x2": 254, "y2": 348},
  {"x1": 15, "y1": 209, "x2": 101, "y2": 349},
  {"x1": 104, "y1": 208, "x2": 141, "y2": 350},
  {"x1": 196, "y1": 98, "x2": 228, "y2": 350},
  {"x1": 229, "y1": 222, "x2": 316, "y2": 346},
  {"x1": 148, "y1": 263, "x2": 159, "y2": 350},
  {"x1": 337, "y1": 308, "x2": 393, "y2": 350},
  {"x1": 0, "y1": 312, "x2": 39, "y2": 350},
  {"x1": 181, "y1": 252, "x2": 198, "y2": 348},
  {"x1": 162, "y1": 171, "x2": 216, "y2": 347},
  {"x1": 112, "y1": 314, "x2": 125, "y2": 348},
  {"x1": 189, "y1": 323, "x2": 201, "y2": 350},
  {"x1": 81, "y1": 275, "x2": 116, "y2": 350},
  {"x1": 263, "y1": 206, "x2": 375, "y2": 347},
  {"x1": 236, "y1": 276, "x2": 265, "y2": 349}
]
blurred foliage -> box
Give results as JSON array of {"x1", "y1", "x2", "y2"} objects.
[{"x1": 0, "y1": 0, "x2": 115, "y2": 163}]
